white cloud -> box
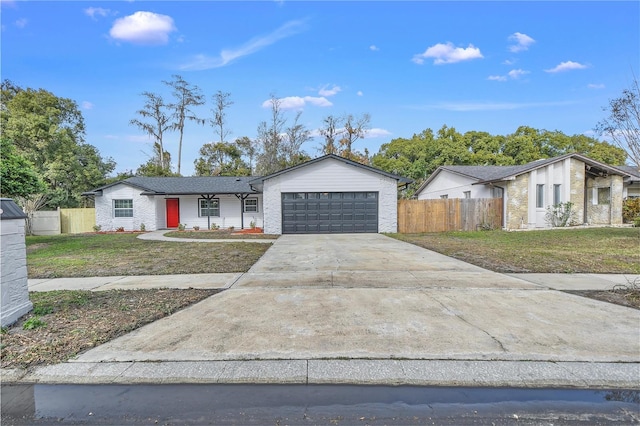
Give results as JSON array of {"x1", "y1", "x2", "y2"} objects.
[
  {"x1": 84, "y1": 7, "x2": 111, "y2": 20},
  {"x1": 126, "y1": 134, "x2": 153, "y2": 143},
  {"x1": 488, "y1": 69, "x2": 529, "y2": 82},
  {"x1": 109, "y1": 11, "x2": 177, "y2": 45},
  {"x1": 365, "y1": 128, "x2": 392, "y2": 138},
  {"x1": 357, "y1": 91, "x2": 363, "y2": 96},
  {"x1": 179, "y1": 19, "x2": 306, "y2": 70},
  {"x1": 507, "y1": 69, "x2": 529, "y2": 79},
  {"x1": 82, "y1": 101, "x2": 94, "y2": 110},
  {"x1": 412, "y1": 42, "x2": 483, "y2": 65},
  {"x1": 545, "y1": 61, "x2": 588, "y2": 73},
  {"x1": 508, "y1": 32, "x2": 535, "y2": 53},
  {"x1": 318, "y1": 85, "x2": 341, "y2": 97},
  {"x1": 15, "y1": 18, "x2": 27, "y2": 28},
  {"x1": 588, "y1": 83, "x2": 605, "y2": 89},
  {"x1": 503, "y1": 59, "x2": 516, "y2": 65},
  {"x1": 369, "y1": 45, "x2": 379, "y2": 51},
  {"x1": 262, "y1": 96, "x2": 332, "y2": 110}
]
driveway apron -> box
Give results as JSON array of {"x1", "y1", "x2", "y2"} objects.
[{"x1": 75, "y1": 234, "x2": 640, "y2": 364}]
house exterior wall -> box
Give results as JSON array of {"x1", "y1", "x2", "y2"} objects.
[
  {"x1": 586, "y1": 175, "x2": 623, "y2": 225},
  {"x1": 505, "y1": 174, "x2": 529, "y2": 229},
  {"x1": 1, "y1": 218, "x2": 32, "y2": 327},
  {"x1": 416, "y1": 171, "x2": 493, "y2": 200},
  {"x1": 95, "y1": 185, "x2": 158, "y2": 231},
  {"x1": 164, "y1": 194, "x2": 263, "y2": 230},
  {"x1": 569, "y1": 158, "x2": 586, "y2": 224},
  {"x1": 262, "y1": 158, "x2": 398, "y2": 234}
]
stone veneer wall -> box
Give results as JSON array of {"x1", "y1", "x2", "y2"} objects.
[
  {"x1": 586, "y1": 175, "x2": 624, "y2": 225},
  {"x1": 569, "y1": 158, "x2": 586, "y2": 224},
  {"x1": 505, "y1": 174, "x2": 529, "y2": 229},
  {"x1": 1, "y1": 217, "x2": 32, "y2": 326}
]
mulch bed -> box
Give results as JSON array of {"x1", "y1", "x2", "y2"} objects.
[{"x1": 0, "y1": 289, "x2": 220, "y2": 369}]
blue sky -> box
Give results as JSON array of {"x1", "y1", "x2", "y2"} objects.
[{"x1": 2, "y1": 1, "x2": 638, "y2": 175}]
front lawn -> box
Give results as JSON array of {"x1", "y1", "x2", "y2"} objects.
[
  {"x1": 27, "y1": 233, "x2": 272, "y2": 278},
  {"x1": 389, "y1": 227, "x2": 640, "y2": 274}
]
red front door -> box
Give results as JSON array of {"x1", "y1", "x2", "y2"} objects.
[{"x1": 166, "y1": 199, "x2": 180, "y2": 228}]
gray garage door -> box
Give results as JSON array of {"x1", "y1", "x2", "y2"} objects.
[{"x1": 282, "y1": 192, "x2": 378, "y2": 234}]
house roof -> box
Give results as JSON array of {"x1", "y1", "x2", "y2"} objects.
[
  {"x1": 0, "y1": 198, "x2": 28, "y2": 220},
  {"x1": 415, "y1": 153, "x2": 630, "y2": 195},
  {"x1": 83, "y1": 176, "x2": 260, "y2": 196},
  {"x1": 250, "y1": 154, "x2": 413, "y2": 186},
  {"x1": 616, "y1": 165, "x2": 640, "y2": 181}
]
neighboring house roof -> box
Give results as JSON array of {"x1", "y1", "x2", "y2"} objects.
[
  {"x1": 0, "y1": 198, "x2": 28, "y2": 220},
  {"x1": 250, "y1": 154, "x2": 413, "y2": 186},
  {"x1": 616, "y1": 165, "x2": 640, "y2": 181},
  {"x1": 83, "y1": 176, "x2": 260, "y2": 196},
  {"x1": 415, "y1": 153, "x2": 631, "y2": 195}
]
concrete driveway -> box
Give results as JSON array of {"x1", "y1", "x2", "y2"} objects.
[{"x1": 75, "y1": 234, "x2": 640, "y2": 365}]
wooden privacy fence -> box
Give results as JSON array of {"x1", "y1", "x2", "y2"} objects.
[
  {"x1": 60, "y1": 208, "x2": 96, "y2": 234},
  {"x1": 398, "y1": 198, "x2": 503, "y2": 233}
]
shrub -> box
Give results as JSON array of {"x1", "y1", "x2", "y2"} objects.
[
  {"x1": 545, "y1": 202, "x2": 577, "y2": 227},
  {"x1": 92, "y1": 225, "x2": 101, "y2": 232},
  {"x1": 178, "y1": 223, "x2": 186, "y2": 231},
  {"x1": 249, "y1": 220, "x2": 256, "y2": 229},
  {"x1": 140, "y1": 223, "x2": 146, "y2": 232},
  {"x1": 622, "y1": 198, "x2": 640, "y2": 223},
  {"x1": 115, "y1": 227, "x2": 125, "y2": 232},
  {"x1": 634, "y1": 217, "x2": 640, "y2": 228},
  {"x1": 193, "y1": 226, "x2": 200, "y2": 231}
]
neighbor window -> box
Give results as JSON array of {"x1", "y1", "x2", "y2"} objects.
[
  {"x1": 553, "y1": 184, "x2": 562, "y2": 205},
  {"x1": 243, "y1": 198, "x2": 258, "y2": 213},
  {"x1": 440, "y1": 194, "x2": 448, "y2": 199},
  {"x1": 597, "y1": 187, "x2": 610, "y2": 205},
  {"x1": 113, "y1": 199, "x2": 133, "y2": 217},
  {"x1": 463, "y1": 191, "x2": 471, "y2": 199},
  {"x1": 199, "y1": 198, "x2": 220, "y2": 217},
  {"x1": 536, "y1": 184, "x2": 545, "y2": 208}
]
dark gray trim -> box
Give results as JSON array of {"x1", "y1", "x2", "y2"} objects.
[{"x1": 0, "y1": 198, "x2": 27, "y2": 220}]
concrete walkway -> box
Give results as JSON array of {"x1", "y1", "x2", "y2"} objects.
[{"x1": 13, "y1": 234, "x2": 640, "y2": 388}]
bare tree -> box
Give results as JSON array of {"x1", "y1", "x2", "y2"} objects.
[
  {"x1": 340, "y1": 113, "x2": 371, "y2": 155},
  {"x1": 164, "y1": 75, "x2": 205, "y2": 175},
  {"x1": 283, "y1": 111, "x2": 312, "y2": 166},
  {"x1": 255, "y1": 95, "x2": 286, "y2": 175},
  {"x1": 318, "y1": 115, "x2": 343, "y2": 155},
  {"x1": 130, "y1": 92, "x2": 171, "y2": 170},
  {"x1": 15, "y1": 193, "x2": 48, "y2": 235},
  {"x1": 596, "y1": 76, "x2": 640, "y2": 165},
  {"x1": 211, "y1": 91, "x2": 233, "y2": 144}
]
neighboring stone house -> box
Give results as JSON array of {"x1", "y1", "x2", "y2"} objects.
[
  {"x1": 85, "y1": 154, "x2": 411, "y2": 234},
  {"x1": 414, "y1": 153, "x2": 630, "y2": 229},
  {"x1": 618, "y1": 165, "x2": 640, "y2": 199}
]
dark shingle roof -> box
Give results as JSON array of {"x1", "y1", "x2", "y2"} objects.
[
  {"x1": 85, "y1": 176, "x2": 260, "y2": 196},
  {"x1": 617, "y1": 165, "x2": 640, "y2": 180},
  {"x1": 0, "y1": 198, "x2": 27, "y2": 220}
]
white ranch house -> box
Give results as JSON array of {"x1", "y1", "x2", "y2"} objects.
[
  {"x1": 414, "y1": 153, "x2": 635, "y2": 229},
  {"x1": 85, "y1": 155, "x2": 411, "y2": 234}
]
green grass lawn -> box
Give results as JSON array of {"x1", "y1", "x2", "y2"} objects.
[
  {"x1": 389, "y1": 227, "x2": 640, "y2": 274},
  {"x1": 26, "y1": 233, "x2": 271, "y2": 278}
]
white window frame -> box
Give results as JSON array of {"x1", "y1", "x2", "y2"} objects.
[
  {"x1": 199, "y1": 198, "x2": 220, "y2": 217},
  {"x1": 463, "y1": 191, "x2": 471, "y2": 199},
  {"x1": 536, "y1": 184, "x2": 545, "y2": 208},
  {"x1": 553, "y1": 184, "x2": 562, "y2": 205},
  {"x1": 243, "y1": 198, "x2": 258, "y2": 213},
  {"x1": 113, "y1": 199, "x2": 133, "y2": 218},
  {"x1": 440, "y1": 194, "x2": 448, "y2": 199}
]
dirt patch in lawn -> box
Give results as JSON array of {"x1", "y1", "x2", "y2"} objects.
[{"x1": 0, "y1": 289, "x2": 219, "y2": 369}]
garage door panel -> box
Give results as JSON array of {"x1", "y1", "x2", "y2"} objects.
[{"x1": 282, "y1": 192, "x2": 378, "y2": 234}]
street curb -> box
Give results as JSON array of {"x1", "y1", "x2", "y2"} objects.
[{"x1": 4, "y1": 360, "x2": 639, "y2": 389}]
